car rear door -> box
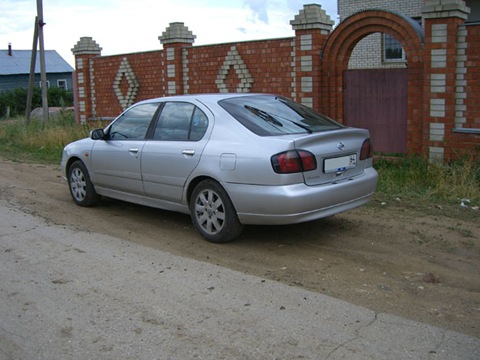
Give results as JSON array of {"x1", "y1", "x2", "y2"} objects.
[
  {"x1": 91, "y1": 102, "x2": 160, "y2": 195},
  {"x1": 141, "y1": 101, "x2": 211, "y2": 203}
]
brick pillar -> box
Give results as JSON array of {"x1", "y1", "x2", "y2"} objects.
[
  {"x1": 290, "y1": 4, "x2": 333, "y2": 110},
  {"x1": 158, "y1": 22, "x2": 196, "y2": 95},
  {"x1": 422, "y1": 0, "x2": 470, "y2": 161},
  {"x1": 71, "y1": 37, "x2": 102, "y2": 123}
]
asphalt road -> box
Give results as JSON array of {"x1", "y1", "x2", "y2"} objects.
[{"x1": 0, "y1": 200, "x2": 479, "y2": 360}]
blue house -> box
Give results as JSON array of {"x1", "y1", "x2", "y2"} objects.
[{"x1": 0, "y1": 44, "x2": 74, "y2": 92}]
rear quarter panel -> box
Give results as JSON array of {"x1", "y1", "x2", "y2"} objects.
[{"x1": 189, "y1": 117, "x2": 305, "y2": 186}]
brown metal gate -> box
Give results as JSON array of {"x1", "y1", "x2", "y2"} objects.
[{"x1": 344, "y1": 69, "x2": 407, "y2": 154}]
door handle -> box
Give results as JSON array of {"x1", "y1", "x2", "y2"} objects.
[
  {"x1": 182, "y1": 150, "x2": 195, "y2": 156},
  {"x1": 128, "y1": 147, "x2": 139, "y2": 153}
]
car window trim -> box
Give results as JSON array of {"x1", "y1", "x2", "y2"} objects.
[{"x1": 145, "y1": 102, "x2": 165, "y2": 140}]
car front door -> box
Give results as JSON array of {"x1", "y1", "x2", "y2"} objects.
[
  {"x1": 91, "y1": 102, "x2": 160, "y2": 195},
  {"x1": 142, "y1": 101, "x2": 211, "y2": 203}
]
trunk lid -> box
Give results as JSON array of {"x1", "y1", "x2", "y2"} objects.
[{"x1": 293, "y1": 128, "x2": 370, "y2": 186}]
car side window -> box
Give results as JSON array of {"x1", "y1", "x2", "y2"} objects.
[
  {"x1": 154, "y1": 102, "x2": 208, "y2": 141},
  {"x1": 190, "y1": 107, "x2": 209, "y2": 141},
  {"x1": 108, "y1": 103, "x2": 159, "y2": 140}
]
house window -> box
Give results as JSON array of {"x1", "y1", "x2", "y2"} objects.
[
  {"x1": 57, "y1": 79, "x2": 67, "y2": 90},
  {"x1": 39, "y1": 81, "x2": 50, "y2": 89},
  {"x1": 383, "y1": 34, "x2": 405, "y2": 62},
  {"x1": 383, "y1": 17, "x2": 421, "y2": 63}
]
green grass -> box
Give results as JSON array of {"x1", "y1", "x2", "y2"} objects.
[
  {"x1": 374, "y1": 156, "x2": 480, "y2": 204},
  {"x1": 0, "y1": 113, "x2": 104, "y2": 163},
  {"x1": 0, "y1": 115, "x2": 479, "y2": 218}
]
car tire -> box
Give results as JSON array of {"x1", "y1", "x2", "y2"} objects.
[
  {"x1": 190, "y1": 179, "x2": 244, "y2": 243},
  {"x1": 67, "y1": 160, "x2": 100, "y2": 207}
]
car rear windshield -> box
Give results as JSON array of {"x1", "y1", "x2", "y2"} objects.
[{"x1": 218, "y1": 95, "x2": 344, "y2": 136}]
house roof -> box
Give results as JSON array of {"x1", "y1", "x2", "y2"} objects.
[{"x1": 0, "y1": 49, "x2": 74, "y2": 75}]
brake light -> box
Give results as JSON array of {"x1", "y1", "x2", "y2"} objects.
[
  {"x1": 360, "y1": 138, "x2": 373, "y2": 160},
  {"x1": 271, "y1": 150, "x2": 317, "y2": 174}
]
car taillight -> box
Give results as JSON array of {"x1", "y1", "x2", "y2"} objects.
[
  {"x1": 271, "y1": 150, "x2": 317, "y2": 174},
  {"x1": 360, "y1": 138, "x2": 373, "y2": 160}
]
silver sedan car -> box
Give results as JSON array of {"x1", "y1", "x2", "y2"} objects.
[{"x1": 61, "y1": 93, "x2": 378, "y2": 242}]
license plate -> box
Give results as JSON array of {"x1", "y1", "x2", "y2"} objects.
[{"x1": 324, "y1": 154, "x2": 357, "y2": 173}]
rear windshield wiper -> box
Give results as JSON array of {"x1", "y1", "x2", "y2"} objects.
[
  {"x1": 245, "y1": 105, "x2": 283, "y2": 127},
  {"x1": 284, "y1": 118, "x2": 313, "y2": 133},
  {"x1": 245, "y1": 105, "x2": 313, "y2": 134},
  {"x1": 269, "y1": 112, "x2": 313, "y2": 134}
]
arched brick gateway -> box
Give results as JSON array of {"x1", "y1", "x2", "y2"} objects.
[{"x1": 321, "y1": 10, "x2": 425, "y2": 155}]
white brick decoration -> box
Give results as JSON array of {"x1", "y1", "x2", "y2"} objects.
[
  {"x1": 89, "y1": 60, "x2": 96, "y2": 118},
  {"x1": 431, "y1": 49, "x2": 447, "y2": 68},
  {"x1": 300, "y1": 56, "x2": 313, "y2": 71},
  {"x1": 455, "y1": 24, "x2": 468, "y2": 128},
  {"x1": 71, "y1": 37, "x2": 102, "y2": 56},
  {"x1": 432, "y1": 23, "x2": 448, "y2": 43},
  {"x1": 301, "y1": 97, "x2": 313, "y2": 108},
  {"x1": 422, "y1": 0, "x2": 470, "y2": 20},
  {"x1": 301, "y1": 77, "x2": 313, "y2": 93},
  {"x1": 159, "y1": 22, "x2": 196, "y2": 45},
  {"x1": 290, "y1": 39, "x2": 296, "y2": 100},
  {"x1": 430, "y1": 122, "x2": 445, "y2": 141},
  {"x1": 183, "y1": 48, "x2": 189, "y2": 94},
  {"x1": 430, "y1": 98, "x2": 446, "y2": 117},
  {"x1": 300, "y1": 34, "x2": 312, "y2": 51},
  {"x1": 430, "y1": 74, "x2": 446, "y2": 93},
  {"x1": 166, "y1": 48, "x2": 175, "y2": 61},
  {"x1": 290, "y1": 4, "x2": 334, "y2": 31},
  {"x1": 113, "y1": 57, "x2": 139, "y2": 110},
  {"x1": 168, "y1": 81, "x2": 176, "y2": 95},
  {"x1": 429, "y1": 146, "x2": 444, "y2": 162},
  {"x1": 167, "y1": 64, "x2": 175, "y2": 78},
  {"x1": 216, "y1": 46, "x2": 253, "y2": 93}
]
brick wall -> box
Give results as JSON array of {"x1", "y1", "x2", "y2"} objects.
[
  {"x1": 72, "y1": 2, "x2": 480, "y2": 161},
  {"x1": 185, "y1": 39, "x2": 294, "y2": 96},
  {"x1": 449, "y1": 22, "x2": 480, "y2": 157},
  {"x1": 91, "y1": 51, "x2": 163, "y2": 117},
  {"x1": 422, "y1": 0, "x2": 478, "y2": 160}
]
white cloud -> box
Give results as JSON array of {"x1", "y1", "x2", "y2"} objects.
[{"x1": 244, "y1": 0, "x2": 270, "y2": 24}]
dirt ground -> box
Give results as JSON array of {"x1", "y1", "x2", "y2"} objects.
[{"x1": 1, "y1": 158, "x2": 479, "y2": 338}]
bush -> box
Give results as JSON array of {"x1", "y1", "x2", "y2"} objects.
[
  {"x1": 48, "y1": 87, "x2": 74, "y2": 108},
  {"x1": 0, "y1": 87, "x2": 74, "y2": 118}
]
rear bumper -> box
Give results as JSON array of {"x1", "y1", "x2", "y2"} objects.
[{"x1": 224, "y1": 167, "x2": 378, "y2": 225}]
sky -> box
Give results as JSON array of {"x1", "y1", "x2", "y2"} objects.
[{"x1": 0, "y1": 0, "x2": 338, "y2": 67}]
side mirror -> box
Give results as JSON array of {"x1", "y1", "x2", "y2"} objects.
[{"x1": 90, "y1": 128, "x2": 106, "y2": 140}]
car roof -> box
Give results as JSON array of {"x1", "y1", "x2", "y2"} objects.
[{"x1": 136, "y1": 93, "x2": 272, "y2": 106}]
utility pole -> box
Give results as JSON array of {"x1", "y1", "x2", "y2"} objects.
[
  {"x1": 25, "y1": 0, "x2": 48, "y2": 124},
  {"x1": 25, "y1": 17, "x2": 39, "y2": 125}
]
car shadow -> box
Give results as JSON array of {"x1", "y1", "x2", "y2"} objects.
[
  {"x1": 238, "y1": 216, "x2": 355, "y2": 246},
  {"x1": 96, "y1": 197, "x2": 355, "y2": 247}
]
